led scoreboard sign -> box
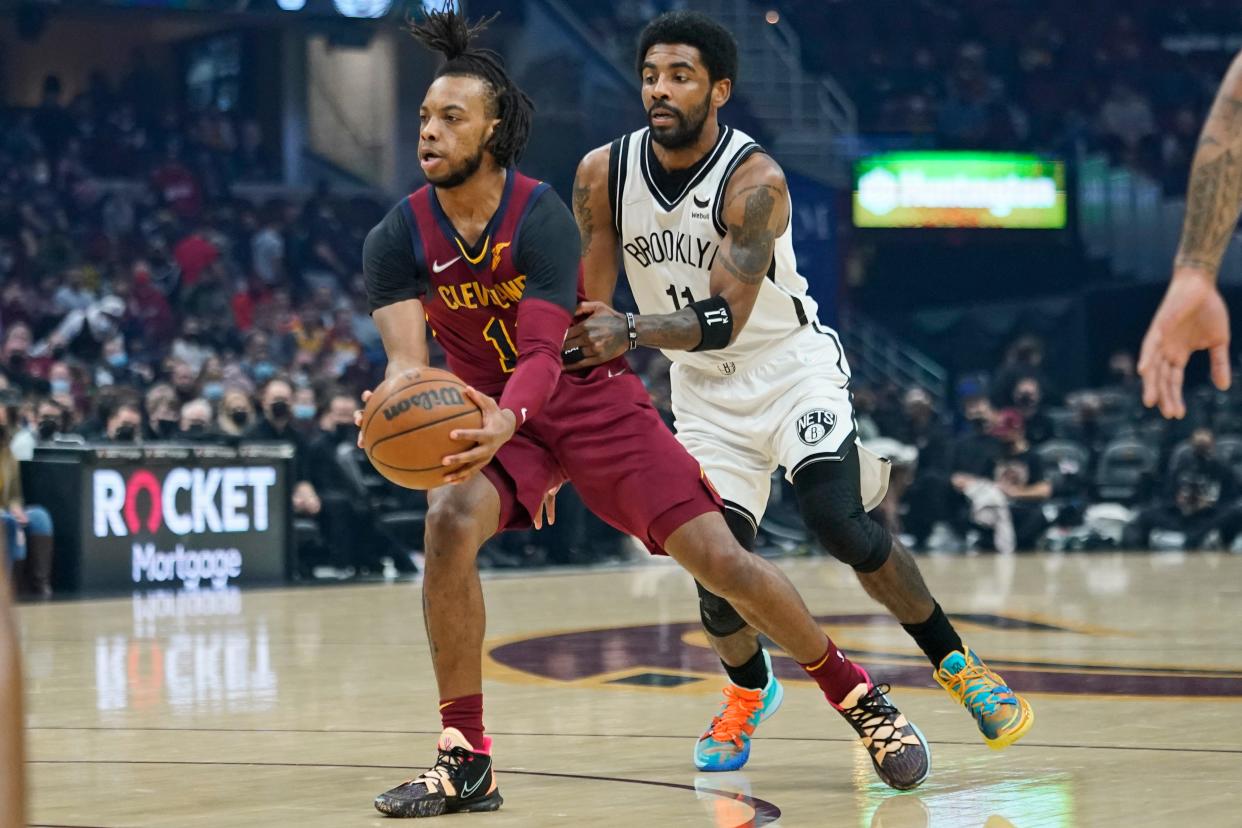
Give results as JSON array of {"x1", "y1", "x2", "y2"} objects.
[{"x1": 853, "y1": 151, "x2": 1067, "y2": 230}]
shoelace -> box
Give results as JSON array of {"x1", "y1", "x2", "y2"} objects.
[
  {"x1": 409, "y1": 746, "x2": 470, "y2": 791},
  {"x1": 940, "y1": 664, "x2": 1015, "y2": 720},
  {"x1": 708, "y1": 685, "x2": 765, "y2": 747},
  {"x1": 843, "y1": 684, "x2": 911, "y2": 755}
]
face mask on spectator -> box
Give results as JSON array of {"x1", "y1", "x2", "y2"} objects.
[
  {"x1": 114, "y1": 423, "x2": 137, "y2": 442},
  {"x1": 155, "y1": 418, "x2": 178, "y2": 438},
  {"x1": 37, "y1": 418, "x2": 57, "y2": 440},
  {"x1": 50, "y1": 378, "x2": 71, "y2": 395},
  {"x1": 230, "y1": 408, "x2": 249, "y2": 427},
  {"x1": 269, "y1": 400, "x2": 290, "y2": 420},
  {"x1": 1014, "y1": 392, "x2": 1037, "y2": 408},
  {"x1": 182, "y1": 424, "x2": 207, "y2": 439},
  {"x1": 293, "y1": 403, "x2": 316, "y2": 421},
  {"x1": 968, "y1": 414, "x2": 989, "y2": 431},
  {"x1": 254, "y1": 362, "x2": 276, "y2": 381},
  {"x1": 202, "y1": 382, "x2": 224, "y2": 401},
  {"x1": 106, "y1": 352, "x2": 128, "y2": 370}
]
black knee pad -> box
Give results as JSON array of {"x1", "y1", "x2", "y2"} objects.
[
  {"x1": 695, "y1": 504, "x2": 757, "y2": 638},
  {"x1": 793, "y1": 447, "x2": 892, "y2": 573}
]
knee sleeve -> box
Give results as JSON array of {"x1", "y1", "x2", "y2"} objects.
[
  {"x1": 793, "y1": 448, "x2": 892, "y2": 573},
  {"x1": 695, "y1": 504, "x2": 757, "y2": 638}
]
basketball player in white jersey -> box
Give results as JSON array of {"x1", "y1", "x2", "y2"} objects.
[{"x1": 564, "y1": 11, "x2": 1033, "y2": 773}]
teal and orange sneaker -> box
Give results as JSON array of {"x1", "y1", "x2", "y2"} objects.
[
  {"x1": 693, "y1": 650, "x2": 784, "y2": 771},
  {"x1": 935, "y1": 648, "x2": 1034, "y2": 750}
]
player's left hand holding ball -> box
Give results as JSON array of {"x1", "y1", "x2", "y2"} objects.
[
  {"x1": 562, "y1": 301, "x2": 628, "y2": 369},
  {"x1": 441, "y1": 388, "x2": 517, "y2": 485}
]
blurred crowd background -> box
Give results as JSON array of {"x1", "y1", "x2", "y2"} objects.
[{"x1": 4, "y1": 0, "x2": 1242, "y2": 597}]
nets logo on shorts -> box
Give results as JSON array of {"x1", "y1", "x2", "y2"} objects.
[{"x1": 797, "y1": 410, "x2": 836, "y2": 446}]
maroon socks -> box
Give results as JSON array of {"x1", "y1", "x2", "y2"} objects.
[
  {"x1": 799, "y1": 640, "x2": 870, "y2": 706},
  {"x1": 439, "y1": 693, "x2": 485, "y2": 751}
]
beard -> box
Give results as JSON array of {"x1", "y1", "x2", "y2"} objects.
[
  {"x1": 648, "y1": 90, "x2": 712, "y2": 150},
  {"x1": 428, "y1": 145, "x2": 486, "y2": 189}
]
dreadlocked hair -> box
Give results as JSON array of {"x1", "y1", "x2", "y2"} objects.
[{"x1": 408, "y1": 4, "x2": 534, "y2": 168}]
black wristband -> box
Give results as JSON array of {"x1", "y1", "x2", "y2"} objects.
[
  {"x1": 688, "y1": 295, "x2": 734, "y2": 352},
  {"x1": 626, "y1": 312, "x2": 638, "y2": 350}
]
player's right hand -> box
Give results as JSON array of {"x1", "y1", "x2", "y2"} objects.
[
  {"x1": 441, "y1": 387, "x2": 517, "y2": 485},
  {"x1": 1139, "y1": 267, "x2": 1232, "y2": 420}
]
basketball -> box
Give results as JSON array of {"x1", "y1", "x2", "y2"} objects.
[{"x1": 361, "y1": 368, "x2": 482, "y2": 489}]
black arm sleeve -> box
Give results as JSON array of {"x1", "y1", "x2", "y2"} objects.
[
  {"x1": 513, "y1": 189, "x2": 580, "y2": 314},
  {"x1": 363, "y1": 203, "x2": 426, "y2": 314}
]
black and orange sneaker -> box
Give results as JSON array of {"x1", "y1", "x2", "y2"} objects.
[
  {"x1": 832, "y1": 677, "x2": 931, "y2": 791},
  {"x1": 374, "y1": 728, "x2": 502, "y2": 818}
]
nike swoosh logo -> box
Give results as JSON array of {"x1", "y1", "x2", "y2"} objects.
[
  {"x1": 460, "y1": 758, "x2": 491, "y2": 798},
  {"x1": 432, "y1": 256, "x2": 461, "y2": 273},
  {"x1": 608, "y1": 368, "x2": 627, "y2": 378},
  {"x1": 693, "y1": 196, "x2": 710, "y2": 208}
]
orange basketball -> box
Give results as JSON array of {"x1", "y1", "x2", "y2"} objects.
[{"x1": 361, "y1": 368, "x2": 482, "y2": 489}]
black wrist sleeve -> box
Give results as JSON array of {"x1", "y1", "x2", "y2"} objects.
[{"x1": 688, "y1": 295, "x2": 735, "y2": 352}]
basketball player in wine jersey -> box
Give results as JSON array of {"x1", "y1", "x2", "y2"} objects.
[
  {"x1": 567, "y1": 11, "x2": 1033, "y2": 774},
  {"x1": 360, "y1": 8, "x2": 928, "y2": 817}
]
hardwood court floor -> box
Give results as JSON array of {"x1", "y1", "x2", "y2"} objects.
[{"x1": 17, "y1": 552, "x2": 1242, "y2": 827}]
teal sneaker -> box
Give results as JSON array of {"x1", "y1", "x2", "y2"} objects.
[
  {"x1": 935, "y1": 647, "x2": 1034, "y2": 750},
  {"x1": 693, "y1": 650, "x2": 784, "y2": 771}
]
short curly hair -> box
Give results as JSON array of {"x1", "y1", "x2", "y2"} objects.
[{"x1": 636, "y1": 11, "x2": 739, "y2": 84}]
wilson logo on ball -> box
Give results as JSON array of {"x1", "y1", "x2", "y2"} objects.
[{"x1": 383, "y1": 387, "x2": 467, "y2": 420}]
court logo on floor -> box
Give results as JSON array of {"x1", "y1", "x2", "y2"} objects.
[{"x1": 487, "y1": 613, "x2": 1242, "y2": 698}]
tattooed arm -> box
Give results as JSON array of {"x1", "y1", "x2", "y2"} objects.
[
  {"x1": 574, "y1": 145, "x2": 621, "y2": 303},
  {"x1": 1175, "y1": 54, "x2": 1242, "y2": 275},
  {"x1": 1138, "y1": 52, "x2": 1242, "y2": 418},
  {"x1": 564, "y1": 154, "x2": 787, "y2": 364}
]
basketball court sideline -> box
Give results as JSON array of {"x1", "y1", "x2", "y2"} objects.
[{"x1": 18, "y1": 552, "x2": 1242, "y2": 826}]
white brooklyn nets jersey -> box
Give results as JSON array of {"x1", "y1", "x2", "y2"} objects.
[{"x1": 610, "y1": 125, "x2": 820, "y2": 373}]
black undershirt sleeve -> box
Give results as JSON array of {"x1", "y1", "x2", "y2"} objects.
[
  {"x1": 363, "y1": 203, "x2": 426, "y2": 314},
  {"x1": 513, "y1": 189, "x2": 580, "y2": 314}
]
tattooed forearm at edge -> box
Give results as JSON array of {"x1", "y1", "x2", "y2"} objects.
[
  {"x1": 1176, "y1": 94, "x2": 1242, "y2": 275},
  {"x1": 573, "y1": 179, "x2": 593, "y2": 258}
]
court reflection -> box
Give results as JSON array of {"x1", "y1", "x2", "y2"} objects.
[
  {"x1": 864, "y1": 774, "x2": 1073, "y2": 828},
  {"x1": 691, "y1": 771, "x2": 780, "y2": 828},
  {"x1": 94, "y1": 587, "x2": 277, "y2": 712}
]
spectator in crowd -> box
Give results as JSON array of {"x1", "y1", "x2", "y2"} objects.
[
  {"x1": 991, "y1": 409, "x2": 1053, "y2": 550},
  {"x1": 307, "y1": 389, "x2": 369, "y2": 574},
  {"x1": 1124, "y1": 428, "x2": 1242, "y2": 550},
  {"x1": 216, "y1": 387, "x2": 255, "y2": 442},
  {"x1": 246, "y1": 378, "x2": 320, "y2": 517},
  {"x1": 33, "y1": 295, "x2": 127, "y2": 364},
  {"x1": 1, "y1": 324, "x2": 45, "y2": 397},
  {"x1": 953, "y1": 395, "x2": 1005, "y2": 478},
  {"x1": 104, "y1": 401, "x2": 143, "y2": 444},
  {"x1": 178, "y1": 398, "x2": 215, "y2": 442},
  {"x1": 52, "y1": 269, "x2": 94, "y2": 316},
  {"x1": 251, "y1": 201, "x2": 286, "y2": 289},
  {"x1": 30, "y1": 398, "x2": 78, "y2": 448},
  {"x1": 143, "y1": 383, "x2": 179, "y2": 441},
  {"x1": 168, "y1": 359, "x2": 200, "y2": 406},
  {"x1": 891, "y1": 388, "x2": 956, "y2": 548},
  {"x1": 1, "y1": 403, "x2": 55, "y2": 597},
  {"x1": 292, "y1": 385, "x2": 319, "y2": 432},
  {"x1": 1010, "y1": 376, "x2": 1055, "y2": 446}
]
